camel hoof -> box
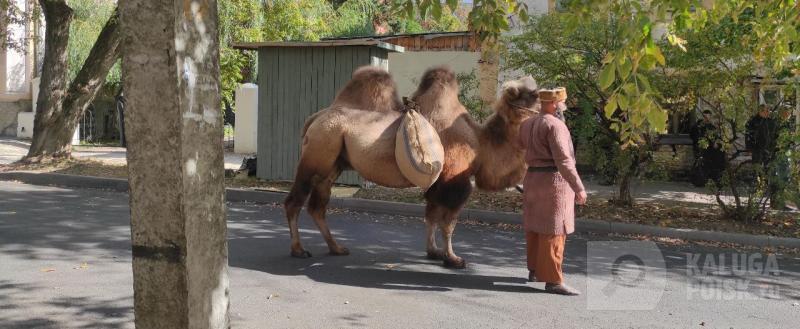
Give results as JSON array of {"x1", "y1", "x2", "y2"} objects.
[
  {"x1": 291, "y1": 249, "x2": 312, "y2": 258},
  {"x1": 443, "y1": 257, "x2": 466, "y2": 269},
  {"x1": 329, "y1": 247, "x2": 350, "y2": 256},
  {"x1": 426, "y1": 250, "x2": 445, "y2": 260}
]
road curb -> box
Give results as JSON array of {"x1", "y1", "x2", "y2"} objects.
[{"x1": 2, "y1": 171, "x2": 797, "y2": 249}]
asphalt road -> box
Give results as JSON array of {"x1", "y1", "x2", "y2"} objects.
[{"x1": 1, "y1": 181, "x2": 799, "y2": 328}]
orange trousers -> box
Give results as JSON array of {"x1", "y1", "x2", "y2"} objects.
[{"x1": 525, "y1": 232, "x2": 566, "y2": 284}]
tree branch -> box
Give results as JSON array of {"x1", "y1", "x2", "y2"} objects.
[{"x1": 62, "y1": 8, "x2": 121, "y2": 118}]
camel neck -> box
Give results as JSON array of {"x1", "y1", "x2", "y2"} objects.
[{"x1": 482, "y1": 113, "x2": 526, "y2": 146}]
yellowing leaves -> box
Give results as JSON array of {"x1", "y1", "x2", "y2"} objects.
[
  {"x1": 618, "y1": 57, "x2": 633, "y2": 80},
  {"x1": 667, "y1": 33, "x2": 688, "y2": 52},
  {"x1": 647, "y1": 107, "x2": 669, "y2": 133},
  {"x1": 599, "y1": 63, "x2": 616, "y2": 90},
  {"x1": 604, "y1": 96, "x2": 618, "y2": 118}
]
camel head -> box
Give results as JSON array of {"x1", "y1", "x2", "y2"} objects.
[
  {"x1": 473, "y1": 76, "x2": 539, "y2": 191},
  {"x1": 496, "y1": 76, "x2": 540, "y2": 122}
]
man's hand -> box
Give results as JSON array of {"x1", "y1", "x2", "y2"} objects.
[{"x1": 575, "y1": 191, "x2": 587, "y2": 205}]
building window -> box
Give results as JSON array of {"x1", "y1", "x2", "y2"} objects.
[{"x1": 0, "y1": 0, "x2": 36, "y2": 98}]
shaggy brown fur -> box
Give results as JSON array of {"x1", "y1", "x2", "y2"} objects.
[
  {"x1": 411, "y1": 66, "x2": 539, "y2": 267},
  {"x1": 283, "y1": 65, "x2": 539, "y2": 268},
  {"x1": 332, "y1": 66, "x2": 404, "y2": 113}
]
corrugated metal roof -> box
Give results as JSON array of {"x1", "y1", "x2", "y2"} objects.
[
  {"x1": 232, "y1": 40, "x2": 404, "y2": 52},
  {"x1": 321, "y1": 31, "x2": 472, "y2": 41}
]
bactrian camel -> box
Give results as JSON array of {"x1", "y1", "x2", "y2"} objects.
[{"x1": 283, "y1": 66, "x2": 540, "y2": 268}]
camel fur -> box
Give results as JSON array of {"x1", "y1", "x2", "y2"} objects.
[{"x1": 284, "y1": 66, "x2": 539, "y2": 268}]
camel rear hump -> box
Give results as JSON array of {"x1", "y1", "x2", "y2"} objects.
[{"x1": 332, "y1": 66, "x2": 403, "y2": 112}]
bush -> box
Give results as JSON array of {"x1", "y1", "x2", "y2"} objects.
[{"x1": 456, "y1": 70, "x2": 486, "y2": 121}]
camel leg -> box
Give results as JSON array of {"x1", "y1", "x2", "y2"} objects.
[
  {"x1": 284, "y1": 170, "x2": 314, "y2": 258},
  {"x1": 424, "y1": 177, "x2": 472, "y2": 268},
  {"x1": 307, "y1": 168, "x2": 349, "y2": 256},
  {"x1": 439, "y1": 208, "x2": 466, "y2": 269},
  {"x1": 424, "y1": 203, "x2": 445, "y2": 260}
]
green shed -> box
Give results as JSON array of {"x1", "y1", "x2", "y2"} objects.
[{"x1": 234, "y1": 40, "x2": 404, "y2": 185}]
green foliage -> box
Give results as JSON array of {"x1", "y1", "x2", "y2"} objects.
[
  {"x1": 67, "y1": 0, "x2": 119, "y2": 88},
  {"x1": 218, "y1": 0, "x2": 264, "y2": 106},
  {"x1": 508, "y1": 14, "x2": 648, "y2": 191},
  {"x1": 507, "y1": 14, "x2": 614, "y2": 115},
  {"x1": 456, "y1": 70, "x2": 486, "y2": 121},
  {"x1": 571, "y1": 103, "x2": 620, "y2": 185},
  {"x1": 219, "y1": 0, "x2": 263, "y2": 44},
  {"x1": 262, "y1": 0, "x2": 335, "y2": 41},
  {"x1": 391, "y1": 0, "x2": 527, "y2": 41},
  {"x1": 650, "y1": 7, "x2": 800, "y2": 221},
  {"x1": 561, "y1": 0, "x2": 800, "y2": 149},
  {"x1": 216, "y1": 0, "x2": 470, "y2": 107},
  {"x1": 332, "y1": 0, "x2": 378, "y2": 37},
  {"x1": 334, "y1": 0, "x2": 467, "y2": 37}
]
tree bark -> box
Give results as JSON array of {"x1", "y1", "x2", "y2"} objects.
[
  {"x1": 615, "y1": 147, "x2": 643, "y2": 207},
  {"x1": 24, "y1": 2, "x2": 121, "y2": 162},
  {"x1": 25, "y1": 0, "x2": 73, "y2": 161},
  {"x1": 121, "y1": 0, "x2": 230, "y2": 327}
]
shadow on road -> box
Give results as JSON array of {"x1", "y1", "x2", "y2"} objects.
[{"x1": 2, "y1": 181, "x2": 800, "y2": 329}]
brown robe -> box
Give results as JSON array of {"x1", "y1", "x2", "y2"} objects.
[{"x1": 518, "y1": 113, "x2": 585, "y2": 235}]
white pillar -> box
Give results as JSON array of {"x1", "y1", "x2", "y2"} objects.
[{"x1": 234, "y1": 83, "x2": 258, "y2": 154}]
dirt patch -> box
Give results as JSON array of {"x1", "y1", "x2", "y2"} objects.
[
  {"x1": 354, "y1": 186, "x2": 800, "y2": 239},
  {"x1": 0, "y1": 158, "x2": 129, "y2": 178}
]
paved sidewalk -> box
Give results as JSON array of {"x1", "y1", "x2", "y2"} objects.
[
  {"x1": 2, "y1": 137, "x2": 722, "y2": 206},
  {"x1": 0, "y1": 138, "x2": 247, "y2": 169}
]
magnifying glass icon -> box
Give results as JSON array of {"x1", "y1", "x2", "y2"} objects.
[{"x1": 601, "y1": 254, "x2": 647, "y2": 297}]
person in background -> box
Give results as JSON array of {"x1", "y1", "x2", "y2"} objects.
[
  {"x1": 518, "y1": 87, "x2": 587, "y2": 296},
  {"x1": 746, "y1": 104, "x2": 784, "y2": 208},
  {"x1": 690, "y1": 110, "x2": 726, "y2": 186},
  {"x1": 746, "y1": 105, "x2": 780, "y2": 165},
  {"x1": 771, "y1": 106, "x2": 797, "y2": 210}
]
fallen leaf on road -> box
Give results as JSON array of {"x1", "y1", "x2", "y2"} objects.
[
  {"x1": 267, "y1": 294, "x2": 279, "y2": 300},
  {"x1": 40, "y1": 268, "x2": 55, "y2": 272},
  {"x1": 73, "y1": 263, "x2": 89, "y2": 270}
]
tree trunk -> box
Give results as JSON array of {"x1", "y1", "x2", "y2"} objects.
[
  {"x1": 24, "y1": 3, "x2": 121, "y2": 162},
  {"x1": 615, "y1": 148, "x2": 641, "y2": 207},
  {"x1": 121, "y1": 0, "x2": 230, "y2": 326},
  {"x1": 617, "y1": 170, "x2": 634, "y2": 206},
  {"x1": 25, "y1": 0, "x2": 73, "y2": 161}
]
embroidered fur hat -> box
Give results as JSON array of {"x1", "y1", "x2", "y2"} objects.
[{"x1": 538, "y1": 87, "x2": 567, "y2": 102}]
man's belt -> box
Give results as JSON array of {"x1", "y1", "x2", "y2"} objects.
[{"x1": 528, "y1": 166, "x2": 558, "y2": 172}]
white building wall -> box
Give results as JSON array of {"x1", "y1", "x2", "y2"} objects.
[
  {"x1": 388, "y1": 51, "x2": 482, "y2": 98},
  {"x1": 5, "y1": 0, "x2": 32, "y2": 93}
]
